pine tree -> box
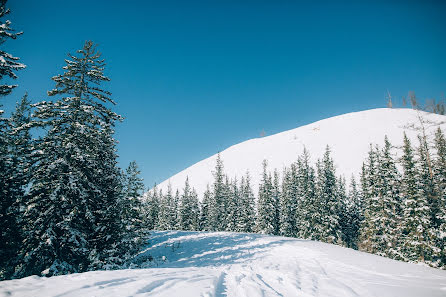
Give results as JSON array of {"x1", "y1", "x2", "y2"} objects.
[
  {"x1": 433, "y1": 128, "x2": 446, "y2": 266},
  {"x1": 317, "y1": 146, "x2": 341, "y2": 243},
  {"x1": 178, "y1": 178, "x2": 199, "y2": 231},
  {"x1": 400, "y1": 133, "x2": 433, "y2": 262},
  {"x1": 0, "y1": 0, "x2": 25, "y2": 96},
  {"x1": 143, "y1": 185, "x2": 160, "y2": 230},
  {"x1": 359, "y1": 145, "x2": 381, "y2": 253},
  {"x1": 377, "y1": 136, "x2": 402, "y2": 258},
  {"x1": 239, "y1": 172, "x2": 256, "y2": 233},
  {"x1": 226, "y1": 178, "x2": 241, "y2": 232},
  {"x1": 209, "y1": 153, "x2": 228, "y2": 231},
  {"x1": 199, "y1": 185, "x2": 212, "y2": 231},
  {"x1": 157, "y1": 183, "x2": 176, "y2": 230},
  {"x1": 344, "y1": 176, "x2": 363, "y2": 249},
  {"x1": 120, "y1": 161, "x2": 145, "y2": 252},
  {"x1": 256, "y1": 160, "x2": 278, "y2": 234},
  {"x1": 296, "y1": 148, "x2": 317, "y2": 239},
  {"x1": 280, "y1": 166, "x2": 298, "y2": 237},
  {"x1": 17, "y1": 41, "x2": 124, "y2": 277},
  {"x1": 0, "y1": 94, "x2": 32, "y2": 279}
]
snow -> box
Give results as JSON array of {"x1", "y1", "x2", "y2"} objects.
[
  {"x1": 154, "y1": 108, "x2": 446, "y2": 198},
  {"x1": 2, "y1": 231, "x2": 445, "y2": 297}
]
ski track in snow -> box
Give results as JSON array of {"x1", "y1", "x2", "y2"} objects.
[{"x1": 2, "y1": 231, "x2": 446, "y2": 297}]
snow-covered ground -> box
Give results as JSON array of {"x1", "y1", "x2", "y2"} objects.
[
  {"x1": 2, "y1": 231, "x2": 446, "y2": 297},
  {"x1": 154, "y1": 108, "x2": 446, "y2": 198}
]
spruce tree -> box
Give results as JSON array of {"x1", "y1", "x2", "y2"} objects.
[
  {"x1": 178, "y1": 178, "x2": 199, "y2": 231},
  {"x1": 209, "y1": 153, "x2": 228, "y2": 231},
  {"x1": 199, "y1": 185, "x2": 212, "y2": 231},
  {"x1": 256, "y1": 160, "x2": 277, "y2": 234},
  {"x1": 120, "y1": 161, "x2": 145, "y2": 252},
  {"x1": 239, "y1": 172, "x2": 256, "y2": 233},
  {"x1": 17, "y1": 41, "x2": 123, "y2": 276},
  {"x1": 433, "y1": 128, "x2": 446, "y2": 265},
  {"x1": 0, "y1": 94, "x2": 32, "y2": 279},
  {"x1": 317, "y1": 146, "x2": 341, "y2": 243},
  {"x1": 401, "y1": 133, "x2": 433, "y2": 262}
]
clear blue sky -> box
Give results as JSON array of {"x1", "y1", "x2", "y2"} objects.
[{"x1": 3, "y1": 0, "x2": 446, "y2": 188}]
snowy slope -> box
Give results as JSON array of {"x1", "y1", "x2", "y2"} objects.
[
  {"x1": 156, "y1": 108, "x2": 446, "y2": 197},
  {"x1": 2, "y1": 231, "x2": 446, "y2": 297}
]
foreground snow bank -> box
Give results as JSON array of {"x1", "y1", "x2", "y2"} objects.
[{"x1": 2, "y1": 231, "x2": 446, "y2": 296}]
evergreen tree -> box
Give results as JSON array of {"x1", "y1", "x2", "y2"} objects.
[
  {"x1": 199, "y1": 185, "x2": 212, "y2": 231},
  {"x1": 178, "y1": 178, "x2": 199, "y2": 231},
  {"x1": 120, "y1": 161, "x2": 145, "y2": 252},
  {"x1": 433, "y1": 128, "x2": 446, "y2": 265},
  {"x1": 239, "y1": 172, "x2": 256, "y2": 233},
  {"x1": 143, "y1": 185, "x2": 160, "y2": 230},
  {"x1": 317, "y1": 146, "x2": 341, "y2": 243},
  {"x1": 157, "y1": 183, "x2": 176, "y2": 230},
  {"x1": 280, "y1": 166, "x2": 297, "y2": 237},
  {"x1": 0, "y1": 0, "x2": 25, "y2": 96},
  {"x1": 359, "y1": 145, "x2": 381, "y2": 253},
  {"x1": 400, "y1": 133, "x2": 433, "y2": 262},
  {"x1": 0, "y1": 94, "x2": 32, "y2": 279},
  {"x1": 343, "y1": 176, "x2": 363, "y2": 249},
  {"x1": 17, "y1": 41, "x2": 123, "y2": 277},
  {"x1": 256, "y1": 160, "x2": 278, "y2": 234},
  {"x1": 209, "y1": 154, "x2": 228, "y2": 231},
  {"x1": 296, "y1": 148, "x2": 317, "y2": 240},
  {"x1": 377, "y1": 136, "x2": 402, "y2": 258},
  {"x1": 226, "y1": 178, "x2": 241, "y2": 232}
]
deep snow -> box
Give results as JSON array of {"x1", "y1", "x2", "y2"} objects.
[
  {"x1": 154, "y1": 108, "x2": 446, "y2": 198},
  {"x1": 2, "y1": 231, "x2": 445, "y2": 297}
]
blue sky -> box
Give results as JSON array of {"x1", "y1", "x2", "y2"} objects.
[{"x1": 3, "y1": 0, "x2": 446, "y2": 188}]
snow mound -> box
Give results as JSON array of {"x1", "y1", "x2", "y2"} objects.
[
  {"x1": 156, "y1": 108, "x2": 446, "y2": 197},
  {"x1": 2, "y1": 231, "x2": 445, "y2": 297}
]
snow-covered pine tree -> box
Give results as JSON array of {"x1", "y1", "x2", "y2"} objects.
[
  {"x1": 0, "y1": 0, "x2": 25, "y2": 96},
  {"x1": 400, "y1": 133, "x2": 433, "y2": 263},
  {"x1": 433, "y1": 128, "x2": 446, "y2": 266},
  {"x1": 178, "y1": 178, "x2": 199, "y2": 231},
  {"x1": 336, "y1": 176, "x2": 349, "y2": 247},
  {"x1": 209, "y1": 153, "x2": 228, "y2": 231},
  {"x1": 157, "y1": 183, "x2": 176, "y2": 230},
  {"x1": 0, "y1": 93, "x2": 32, "y2": 279},
  {"x1": 143, "y1": 184, "x2": 160, "y2": 230},
  {"x1": 316, "y1": 146, "x2": 341, "y2": 243},
  {"x1": 256, "y1": 160, "x2": 278, "y2": 234},
  {"x1": 199, "y1": 184, "x2": 212, "y2": 231},
  {"x1": 271, "y1": 169, "x2": 281, "y2": 235},
  {"x1": 280, "y1": 166, "x2": 296, "y2": 237},
  {"x1": 17, "y1": 41, "x2": 123, "y2": 276},
  {"x1": 377, "y1": 136, "x2": 402, "y2": 258},
  {"x1": 120, "y1": 161, "x2": 145, "y2": 253},
  {"x1": 239, "y1": 172, "x2": 256, "y2": 233},
  {"x1": 226, "y1": 178, "x2": 239, "y2": 232},
  {"x1": 358, "y1": 145, "x2": 381, "y2": 253},
  {"x1": 296, "y1": 148, "x2": 317, "y2": 240},
  {"x1": 344, "y1": 176, "x2": 363, "y2": 250}
]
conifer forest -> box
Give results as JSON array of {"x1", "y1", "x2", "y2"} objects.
[{"x1": 1, "y1": 0, "x2": 445, "y2": 285}]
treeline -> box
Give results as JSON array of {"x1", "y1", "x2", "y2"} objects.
[
  {"x1": 147, "y1": 129, "x2": 446, "y2": 268},
  {"x1": 0, "y1": 1, "x2": 145, "y2": 279}
]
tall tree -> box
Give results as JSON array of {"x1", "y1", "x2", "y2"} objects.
[
  {"x1": 17, "y1": 41, "x2": 123, "y2": 277},
  {"x1": 120, "y1": 161, "x2": 145, "y2": 253},
  {"x1": 256, "y1": 160, "x2": 278, "y2": 234}
]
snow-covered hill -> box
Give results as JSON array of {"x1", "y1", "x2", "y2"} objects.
[
  {"x1": 2, "y1": 231, "x2": 445, "y2": 297},
  {"x1": 156, "y1": 108, "x2": 446, "y2": 197}
]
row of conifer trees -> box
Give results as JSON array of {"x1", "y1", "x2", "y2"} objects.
[{"x1": 145, "y1": 128, "x2": 446, "y2": 268}]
